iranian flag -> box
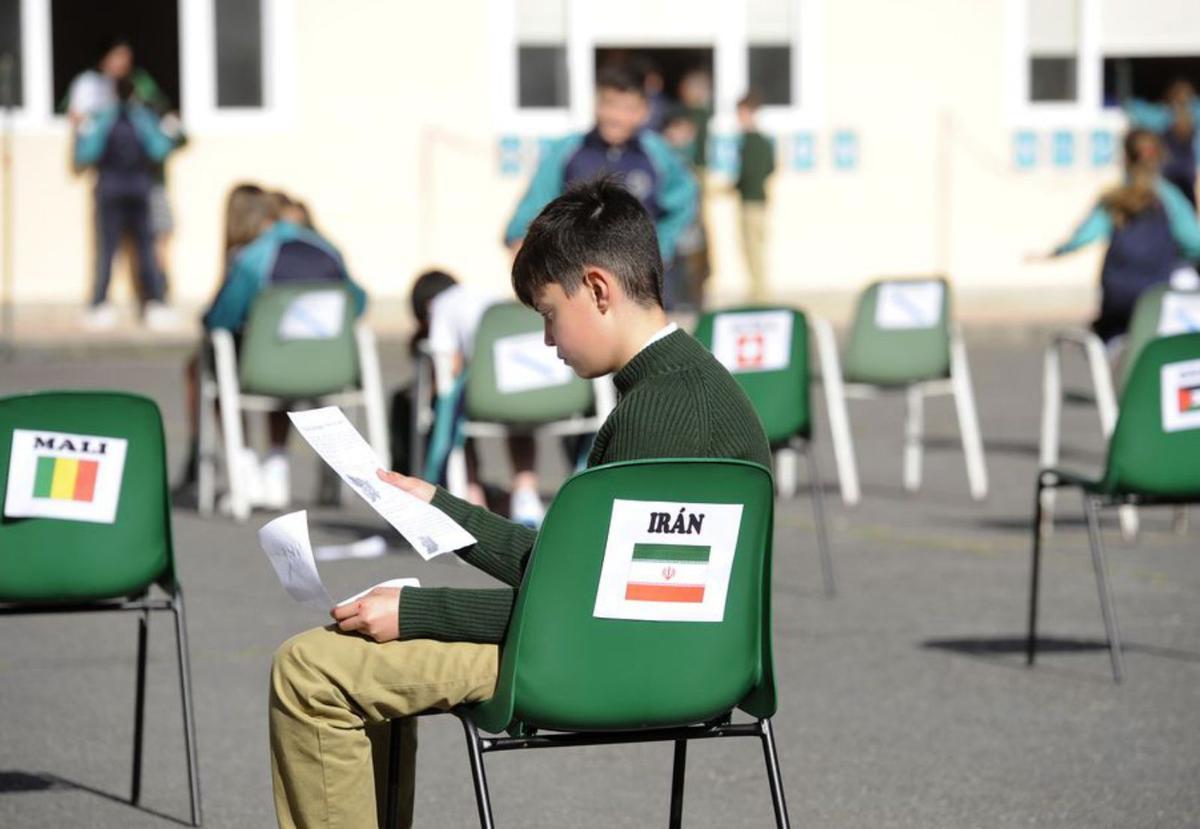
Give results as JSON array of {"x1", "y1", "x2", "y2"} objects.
[
  {"x1": 624, "y1": 543, "x2": 710, "y2": 603},
  {"x1": 1178, "y1": 385, "x2": 1200, "y2": 413}
]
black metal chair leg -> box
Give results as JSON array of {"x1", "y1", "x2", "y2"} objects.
[
  {"x1": 1027, "y1": 477, "x2": 1046, "y2": 666},
  {"x1": 802, "y1": 439, "x2": 836, "y2": 597},
  {"x1": 172, "y1": 592, "x2": 203, "y2": 826},
  {"x1": 458, "y1": 715, "x2": 495, "y2": 829},
  {"x1": 1083, "y1": 496, "x2": 1125, "y2": 683},
  {"x1": 131, "y1": 609, "x2": 149, "y2": 805},
  {"x1": 668, "y1": 739, "x2": 687, "y2": 828},
  {"x1": 758, "y1": 719, "x2": 791, "y2": 829}
]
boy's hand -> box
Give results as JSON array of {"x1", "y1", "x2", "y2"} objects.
[
  {"x1": 376, "y1": 469, "x2": 435, "y2": 503},
  {"x1": 331, "y1": 587, "x2": 403, "y2": 642}
]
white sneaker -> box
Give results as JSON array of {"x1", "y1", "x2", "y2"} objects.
[
  {"x1": 83, "y1": 303, "x2": 118, "y2": 331},
  {"x1": 144, "y1": 301, "x2": 181, "y2": 332},
  {"x1": 510, "y1": 486, "x2": 545, "y2": 529},
  {"x1": 260, "y1": 451, "x2": 291, "y2": 509},
  {"x1": 217, "y1": 447, "x2": 265, "y2": 516}
]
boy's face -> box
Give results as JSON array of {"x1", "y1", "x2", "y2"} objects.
[
  {"x1": 595, "y1": 87, "x2": 649, "y2": 146},
  {"x1": 532, "y1": 279, "x2": 614, "y2": 379},
  {"x1": 736, "y1": 104, "x2": 756, "y2": 130}
]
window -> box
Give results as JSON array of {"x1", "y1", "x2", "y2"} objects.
[
  {"x1": 1027, "y1": 0, "x2": 1078, "y2": 102},
  {"x1": 215, "y1": 0, "x2": 263, "y2": 108},
  {"x1": 50, "y1": 0, "x2": 180, "y2": 113},
  {"x1": 516, "y1": 0, "x2": 568, "y2": 109},
  {"x1": 0, "y1": 0, "x2": 22, "y2": 107},
  {"x1": 747, "y1": 0, "x2": 793, "y2": 105},
  {"x1": 1099, "y1": 0, "x2": 1200, "y2": 106}
]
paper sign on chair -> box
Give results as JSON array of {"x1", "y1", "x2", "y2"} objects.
[
  {"x1": 711, "y1": 311, "x2": 793, "y2": 374},
  {"x1": 875, "y1": 281, "x2": 944, "y2": 330},
  {"x1": 4, "y1": 429, "x2": 128, "y2": 524},
  {"x1": 493, "y1": 332, "x2": 574, "y2": 393},
  {"x1": 278, "y1": 290, "x2": 347, "y2": 340},
  {"x1": 1162, "y1": 358, "x2": 1200, "y2": 433},
  {"x1": 593, "y1": 499, "x2": 743, "y2": 623}
]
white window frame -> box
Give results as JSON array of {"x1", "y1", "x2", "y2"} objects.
[
  {"x1": 1006, "y1": 0, "x2": 1123, "y2": 130},
  {"x1": 6, "y1": 0, "x2": 294, "y2": 133},
  {"x1": 490, "y1": 0, "x2": 825, "y2": 136}
]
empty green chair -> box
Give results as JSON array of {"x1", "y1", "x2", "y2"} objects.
[
  {"x1": 199, "y1": 282, "x2": 389, "y2": 520},
  {"x1": 1028, "y1": 332, "x2": 1200, "y2": 682},
  {"x1": 442, "y1": 301, "x2": 614, "y2": 498},
  {"x1": 1039, "y1": 284, "x2": 1200, "y2": 538},
  {"x1": 694, "y1": 305, "x2": 836, "y2": 595},
  {"x1": 384, "y1": 458, "x2": 788, "y2": 828},
  {"x1": 0, "y1": 391, "x2": 201, "y2": 825},
  {"x1": 838, "y1": 277, "x2": 988, "y2": 500}
]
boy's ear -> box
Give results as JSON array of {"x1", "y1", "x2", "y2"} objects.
[{"x1": 582, "y1": 267, "x2": 615, "y2": 313}]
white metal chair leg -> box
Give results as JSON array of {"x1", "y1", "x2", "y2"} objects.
[
  {"x1": 1038, "y1": 343, "x2": 1062, "y2": 532},
  {"x1": 197, "y1": 370, "x2": 217, "y2": 517},
  {"x1": 356, "y1": 324, "x2": 391, "y2": 464},
  {"x1": 949, "y1": 328, "x2": 988, "y2": 501},
  {"x1": 903, "y1": 385, "x2": 923, "y2": 493},
  {"x1": 811, "y1": 316, "x2": 860, "y2": 506},
  {"x1": 211, "y1": 329, "x2": 251, "y2": 522},
  {"x1": 774, "y1": 447, "x2": 798, "y2": 498},
  {"x1": 446, "y1": 445, "x2": 469, "y2": 500}
]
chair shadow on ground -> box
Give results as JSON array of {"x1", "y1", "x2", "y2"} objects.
[
  {"x1": 0, "y1": 771, "x2": 192, "y2": 826},
  {"x1": 923, "y1": 636, "x2": 1200, "y2": 665}
]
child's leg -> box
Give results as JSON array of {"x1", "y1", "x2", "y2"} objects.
[
  {"x1": 508, "y1": 434, "x2": 544, "y2": 526},
  {"x1": 128, "y1": 195, "x2": 165, "y2": 303},
  {"x1": 269, "y1": 627, "x2": 497, "y2": 829},
  {"x1": 92, "y1": 194, "x2": 124, "y2": 306}
]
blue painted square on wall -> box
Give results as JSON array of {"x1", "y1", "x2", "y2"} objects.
[
  {"x1": 1052, "y1": 131, "x2": 1074, "y2": 168},
  {"x1": 709, "y1": 134, "x2": 739, "y2": 176},
  {"x1": 833, "y1": 131, "x2": 858, "y2": 171},
  {"x1": 498, "y1": 135, "x2": 522, "y2": 176},
  {"x1": 1014, "y1": 131, "x2": 1037, "y2": 170},
  {"x1": 1091, "y1": 130, "x2": 1115, "y2": 167},
  {"x1": 791, "y1": 133, "x2": 815, "y2": 171}
]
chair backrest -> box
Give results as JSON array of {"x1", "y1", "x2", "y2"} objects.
[
  {"x1": 693, "y1": 306, "x2": 810, "y2": 444},
  {"x1": 843, "y1": 277, "x2": 952, "y2": 385},
  {"x1": 464, "y1": 301, "x2": 593, "y2": 424},
  {"x1": 1103, "y1": 332, "x2": 1200, "y2": 499},
  {"x1": 0, "y1": 392, "x2": 176, "y2": 602},
  {"x1": 471, "y1": 458, "x2": 776, "y2": 734},
  {"x1": 238, "y1": 282, "x2": 360, "y2": 397},
  {"x1": 1117, "y1": 285, "x2": 1200, "y2": 391}
]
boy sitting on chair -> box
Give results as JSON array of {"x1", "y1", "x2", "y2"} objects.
[{"x1": 269, "y1": 177, "x2": 771, "y2": 828}]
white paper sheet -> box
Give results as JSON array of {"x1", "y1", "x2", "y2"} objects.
[
  {"x1": 711, "y1": 310, "x2": 793, "y2": 374},
  {"x1": 1161, "y1": 358, "x2": 1200, "y2": 433},
  {"x1": 259, "y1": 511, "x2": 421, "y2": 610},
  {"x1": 875, "y1": 281, "x2": 944, "y2": 330},
  {"x1": 3, "y1": 429, "x2": 128, "y2": 524},
  {"x1": 493, "y1": 331, "x2": 574, "y2": 393},
  {"x1": 1158, "y1": 292, "x2": 1200, "y2": 336},
  {"x1": 278, "y1": 290, "x2": 347, "y2": 340},
  {"x1": 592, "y1": 499, "x2": 744, "y2": 623},
  {"x1": 288, "y1": 407, "x2": 476, "y2": 559}
]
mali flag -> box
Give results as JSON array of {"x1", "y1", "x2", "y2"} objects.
[
  {"x1": 624, "y1": 543, "x2": 710, "y2": 604},
  {"x1": 33, "y1": 456, "x2": 99, "y2": 503}
]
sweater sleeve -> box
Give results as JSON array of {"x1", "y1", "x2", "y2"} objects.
[
  {"x1": 429, "y1": 487, "x2": 538, "y2": 587},
  {"x1": 1157, "y1": 179, "x2": 1200, "y2": 262},
  {"x1": 644, "y1": 131, "x2": 699, "y2": 263},
  {"x1": 398, "y1": 587, "x2": 514, "y2": 643},
  {"x1": 202, "y1": 254, "x2": 261, "y2": 331},
  {"x1": 504, "y1": 135, "x2": 578, "y2": 245},
  {"x1": 1053, "y1": 204, "x2": 1112, "y2": 256}
]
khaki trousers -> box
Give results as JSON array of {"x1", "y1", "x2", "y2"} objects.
[
  {"x1": 270, "y1": 626, "x2": 498, "y2": 828},
  {"x1": 740, "y1": 200, "x2": 769, "y2": 303}
]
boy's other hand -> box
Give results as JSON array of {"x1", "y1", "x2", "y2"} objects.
[
  {"x1": 330, "y1": 587, "x2": 403, "y2": 642},
  {"x1": 377, "y1": 469, "x2": 435, "y2": 503}
]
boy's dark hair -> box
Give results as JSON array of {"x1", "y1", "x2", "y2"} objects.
[
  {"x1": 737, "y1": 91, "x2": 763, "y2": 110},
  {"x1": 596, "y1": 63, "x2": 647, "y2": 97},
  {"x1": 512, "y1": 177, "x2": 663, "y2": 309}
]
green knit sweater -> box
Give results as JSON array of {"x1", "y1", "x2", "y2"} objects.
[{"x1": 397, "y1": 329, "x2": 772, "y2": 643}]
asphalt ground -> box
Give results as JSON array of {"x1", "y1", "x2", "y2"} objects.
[{"x1": 0, "y1": 338, "x2": 1197, "y2": 828}]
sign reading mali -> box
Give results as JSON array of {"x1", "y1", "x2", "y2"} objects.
[
  {"x1": 593, "y1": 499, "x2": 743, "y2": 623},
  {"x1": 1161, "y1": 358, "x2": 1200, "y2": 433},
  {"x1": 4, "y1": 429, "x2": 128, "y2": 523},
  {"x1": 711, "y1": 310, "x2": 793, "y2": 374}
]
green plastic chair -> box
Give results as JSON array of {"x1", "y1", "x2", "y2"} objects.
[
  {"x1": 0, "y1": 391, "x2": 201, "y2": 826},
  {"x1": 1038, "y1": 285, "x2": 1200, "y2": 539},
  {"x1": 200, "y1": 282, "x2": 389, "y2": 520},
  {"x1": 693, "y1": 305, "x2": 835, "y2": 596},
  {"x1": 384, "y1": 458, "x2": 789, "y2": 828},
  {"x1": 443, "y1": 301, "x2": 614, "y2": 498},
  {"x1": 840, "y1": 277, "x2": 988, "y2": 500},
  {"x1": 1028, "y1": 333, "x2": 1200, "y2": 683}
]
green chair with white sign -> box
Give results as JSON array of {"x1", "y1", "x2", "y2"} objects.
[
  {"x1": 199, "y1": 282, "x2": 389, "y2": 520},
  {"x1": 439, "y1": 301, "x2": 614, "y2": 499},
  {"x1": 384, "y1": 458, "x2": 788, "y2": 828},
  {"x1": 1027, "y1": 332, "x2": 1200, "y2": 683},
  {"x1": 0, "y1": 391, "x2": 201, "y2": 826},
  {"x1": 837, "y1": 277, "x2": 988, "y2": 500},
  {"x1": 694, "y1": 305, "x2": 844, "y2": 595},
  {"x1": 1039, "y1": 284, "x2": 1200, "y2": 539}
]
